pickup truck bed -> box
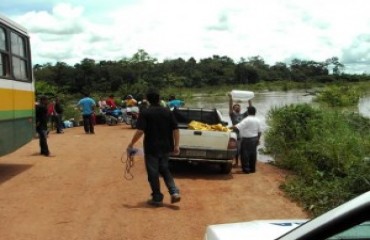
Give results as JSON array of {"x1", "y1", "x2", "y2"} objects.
[{"x1": 170, "y1": 108, "x2": 237, "y2": 174}]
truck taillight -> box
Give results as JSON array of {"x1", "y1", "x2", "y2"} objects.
[{"x1": 227, "y1": 138, "x2": 237, "y2": 149}]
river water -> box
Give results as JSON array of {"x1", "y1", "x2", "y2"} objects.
[
  {"x1": 188, "y1": 90, "x2": 370, "y2": 126},
  {"x1": 187, "y1": 90, "x2": 370, "y2": 162}
]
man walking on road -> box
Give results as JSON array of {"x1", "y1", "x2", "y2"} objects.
[
  {"x1": 36, "y1": 96, "x2": 52, "y2": 157},
  {"x1": 127, "y1": 88, "x2": 181, "y2": 207}
]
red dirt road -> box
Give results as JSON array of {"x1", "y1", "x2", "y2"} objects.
[{"x1": 0, "y1": 124, "x2": 308, "y2": 240}]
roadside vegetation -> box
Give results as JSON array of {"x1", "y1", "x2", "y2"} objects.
[{"x1": 264, "y1": 103, "x2": 370, "y2": 217}]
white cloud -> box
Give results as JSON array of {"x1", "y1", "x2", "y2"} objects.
[
  {"x1": 15, "y1": 3, "x2": 84, "y2": 34},
  {"x1": 3, "y1": 0, "x2": 370, "y2": 73}
]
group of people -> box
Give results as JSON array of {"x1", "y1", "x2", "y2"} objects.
[
  {"x1": 36, "y1": 89, "x2": 260, "y2": 207},
  {"x1": 96, "y1": 94, "x2": 185, "y2": 113},
  {"x1": 97, "y1": 94, "x2": 140, "y2": 112},
  {"x1": 77, "y1": 94, "x2": 142, "y2": 133}
]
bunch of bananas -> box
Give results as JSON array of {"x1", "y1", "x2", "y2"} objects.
[{"x1": 188, "y1": 121, "x2": 230, "y2": 132}]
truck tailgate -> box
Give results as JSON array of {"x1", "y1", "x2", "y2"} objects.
[{"x1": 179, "y1": 129, "x2": 231, "y2": 150}]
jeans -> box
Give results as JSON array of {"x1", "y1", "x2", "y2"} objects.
[
  {"x1": 144, "y1": 153, "x2": 179, "y2": 202},
  {"x1": 82, "y1": 114, "x2": 94, "y2": 133},
  {"x1": 36, "y1": 127, "x2": 49, "y2": 155},
  {"x1": 240, "y1": 137, "x2": 259, "y2": 173}
]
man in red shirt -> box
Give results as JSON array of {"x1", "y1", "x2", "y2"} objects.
[
  {"x1": 106, "y1": 95, "x2": 116, "y2": 109},
  {"x1": 47, "y1": 99, "x2": 56, "y2": 130}
]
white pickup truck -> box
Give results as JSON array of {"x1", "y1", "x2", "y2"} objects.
[{"x1": 170, "y1": 107, "x2": 237, "y2": 174}]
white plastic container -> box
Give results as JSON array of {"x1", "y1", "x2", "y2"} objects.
[{"x1": 230, "y1": 90, "x2": 254, "y2": 101}]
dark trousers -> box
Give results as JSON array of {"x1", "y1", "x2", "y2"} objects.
[
  {"x1": 82, "y1": 114, "x2": 94, "y2": 133},
  {"x1": 49, "y1": 115, "x2": 57, "y2": 130},
  {"x1": 144, "y1": 153, "x2": 179, "y2": 202},
  {"x1": 240, "y1": 137, "x2": 259, "y2": 173},
  {"x1": 55, "y1": 114, "x2": 63, "y2": 133},
  {"x1": 36, "y1": 127, "x2": 49, "y2": 155}
]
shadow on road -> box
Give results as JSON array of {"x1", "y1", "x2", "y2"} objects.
[
  {"x1": 169, "y1": 162, "x2": 233, "y2": 180},
  {"x1": 0, "y1": 164, "x2": 33, "y2": 185},
  {"x1": 122, "y1": 202, "x2": 180, "y2": 210}
]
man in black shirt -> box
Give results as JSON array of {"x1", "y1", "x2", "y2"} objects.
[
  {"x1": 54, "y1": 97, "x2": 64, "y2": 134},
  {"x1": 127, "y1": 89, "x2": 181, "y2": 207},
  {"x1": 36, "y1": 96, "x2": 52, "y2": 156}
]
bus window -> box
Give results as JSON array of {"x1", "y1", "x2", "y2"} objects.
[
  {"x1": 0, "y1": 27, "x2": 5, "y2": 50},
  {"x1": 10, "y1": 31, "x2": 28, "y2": 80},
  {"x1": 0, "y1": 52, "x2": 4, "y2": 76},
  {"x1": 0, "y1": 26, "x2": 9, "y2": 77},
  {"x1": 12, "y1": 56, "x2": 27, "y2": 79},
  {"x1": 11, "y1": 32, "x2": 25, "y2": 57},
  {"x1": 0, "y1": 55, "x2": 4, "y2": 76}
]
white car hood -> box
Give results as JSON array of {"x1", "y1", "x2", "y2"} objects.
[{"x1": 205, "y1": 219, "x2": 307, "y2": 240}]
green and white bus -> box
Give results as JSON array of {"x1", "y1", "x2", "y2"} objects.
[{"x1": 0, "y1": 13, "x2": 35, "y2": 156}]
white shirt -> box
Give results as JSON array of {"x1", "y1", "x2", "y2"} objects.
[
  {"x1": 235, "y1": 115, "x2": 261, "y2": 138},
  {"x1": 98, "y1": 100, "x2": 107, "y2": 108},
  {"x1": 98, "y1": 100, "x2": 107, "y2": 113}
]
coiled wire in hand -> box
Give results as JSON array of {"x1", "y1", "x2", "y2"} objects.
[{"x1": 121, "y1": 149, "x2": 136, "y2": 180}]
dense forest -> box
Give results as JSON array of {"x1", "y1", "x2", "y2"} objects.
[{"x1": 34, "y1": 49, "x2": 370, "y2": 97}]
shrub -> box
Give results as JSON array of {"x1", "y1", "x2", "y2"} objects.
[
  {"x1": 315, "y1": 85, "x2": 361, "y2": 107},
  {"x1": 265, "y1": 104, "x2": 370, "y2": 216}
]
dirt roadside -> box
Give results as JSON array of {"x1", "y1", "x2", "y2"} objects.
[{"x1": 0, "y1": 124, "x2": 308, "y2": 240}]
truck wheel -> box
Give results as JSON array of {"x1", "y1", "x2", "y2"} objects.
[{"x1": 220, "y1": 163, "x2": 232, "y2": 174}]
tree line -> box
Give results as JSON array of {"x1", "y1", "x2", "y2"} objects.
[{"x1": 34, "y1": 49, "x2": 370, "y2": 96}]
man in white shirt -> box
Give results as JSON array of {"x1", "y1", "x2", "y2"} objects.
[{"x1": 232, "y1": 106, "x2": 261, "y2": 174}]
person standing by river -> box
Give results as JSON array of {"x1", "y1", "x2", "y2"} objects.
[
  {"x1": 231, "y1": 106, "x2": 261, "y2": 174},
  {"x1": 228, "y1": 93, "x2": 252, "y2": 167}
]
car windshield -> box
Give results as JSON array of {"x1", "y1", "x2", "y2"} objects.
[{"x1": 326, "y1": 221, "x2": 370, "y2": 239}]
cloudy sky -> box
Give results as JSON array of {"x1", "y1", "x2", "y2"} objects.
[{"x1": 1, "y1": 0, "x2": 370, "y2": 73}]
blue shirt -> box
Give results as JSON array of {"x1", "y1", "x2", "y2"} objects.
[
  {"x1": 78, "y1": 97, "x2": 96, "y2": 115},
  {"x1": 168, "y1": 99, "x2": 184, "y2": 108}
]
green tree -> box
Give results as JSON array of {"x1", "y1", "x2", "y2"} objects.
[
  {"x1": 246, "y1": 56, "x2": 270, "y2": 81},
  {"x1": 73, "y1": 58, "x2": 97, "y2": 94},
  {"x1": 52, "y1": 62, "x2": 76, "y2": 92},
  {"x1": 325, "y1": 57, "x2": 345, "y2": 76},
  {"x1": 235, "y1": 62, "x2": 260, "y2": 84},
  {"x1": 270, "y1": 62, "x2": 291, "y2": 81},
  {"x1": 290, "y1": 59, "x2": 329, "y2": 82}
]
